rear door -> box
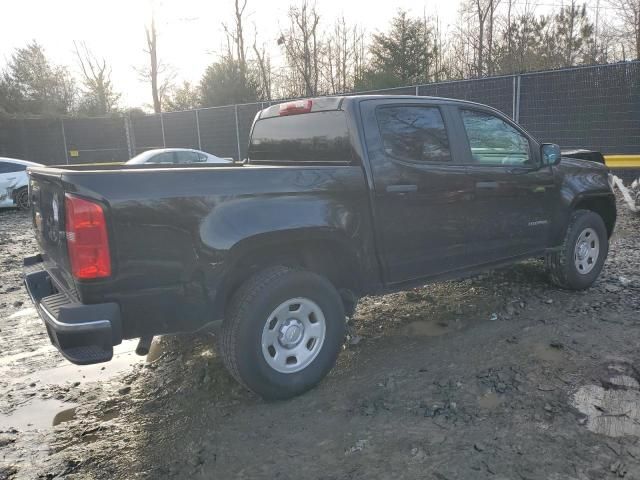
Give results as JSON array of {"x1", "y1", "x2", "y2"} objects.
[
  {"x1": 455, "y1": 107, "x2": 558, "y2": 261},
  {"x1": 360, "y1": 99, "x2": 475, "y2": 284}
]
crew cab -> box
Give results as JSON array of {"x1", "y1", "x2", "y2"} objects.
[{"x1": 23, "y1": 96, "x2": 616, "y2": 400}]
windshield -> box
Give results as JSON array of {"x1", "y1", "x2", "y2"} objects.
[{"x1": 124, "y1": 150, "x2": 163, "y2": 165}]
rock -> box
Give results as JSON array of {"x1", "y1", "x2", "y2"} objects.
[
  {"x1": 345, "y1": 439, "x2": 369, "y2": 455},
  {"x1": 474, "y1": 442, "x2": 485, "y2": 452},
  {"x1": 545, "y1": 299, "x2": 553, "y2": 304},
  {"x1": 71, "y1": 381, "x2": 81, "y2": 388},
  {"x1": 489, "y1": 313, "x2": 498, "y2": 321},
  {"x1": 12, "y1": 301, "x2": 22, "y2": 308},
  {"x1": 0, "y1": 466, "x2": 18, "y2": 479},
  {"x1": 348, "y1": 335, "x2": 363, "y2": 346},
  {"x1": 505, "y1": 304, "x2": 516, "y2": 316},
  {"x1": 118, "y1": 386, "x2": 131, "y2": 395},
  {"x1": 606, "y1": 284, "x2": 622, "y2": 293},
  {"x1": 0, "y1": 434, "x2": 16, "y2": 447},
  {"x1": 619, "y1": 276, "x2": 631, "y2": 287},
  {"x1": 544, "y1": 403, "x2": 553, "y2": 412}
]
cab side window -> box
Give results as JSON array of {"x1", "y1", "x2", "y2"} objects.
[
  {"x1": 461, "y1": 109, "x2": 531, "y2": 166},
  {"x1": 376, "y1": 106, "x2": 451, "y2": 164}
]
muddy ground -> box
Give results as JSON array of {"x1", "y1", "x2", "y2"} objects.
[{"x1": 1, "y1": 196, "x2": 639, "y2": 480}]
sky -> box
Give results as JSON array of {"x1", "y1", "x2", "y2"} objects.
[{"x1": 0, "y1": 0, "x2": 461, "y2": 108}]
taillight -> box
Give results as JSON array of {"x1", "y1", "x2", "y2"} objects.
[
  {"x1": 279, "y1": 99, "x2": 312, "y2": 116},
  {"x1": 65, "y1": 193, "x2": 111, "y2": 279}
]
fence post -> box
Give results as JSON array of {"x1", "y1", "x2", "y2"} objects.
[
  {"x1": 195, "y1": 109, "x2": 202, "y2": 150},
  {"x1": 124, "y1": 115, "x2": 135, "y2": 158},
  {"x1": 234, "y1": 104, "x2": 242, "y2": 161},
  {"x1": 512, "y1": 76, "x2": 517, "y2": 120},
  {"x1": 160, "y1": 112, "x2": 166, "y2": 147},
  {"x1": 415, "y1": 85, "x2": 419, "y2": 96},
  {"x1": 60, "y1": 118, "x2": 69, "y2": 165},
  {"x1": 515, "y1": 74, "x2": 521, "y2": 123}
]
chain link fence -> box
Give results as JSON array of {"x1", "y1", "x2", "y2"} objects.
[{"x1": 0, "y1": 61, "x2": 638, "y2": 166}]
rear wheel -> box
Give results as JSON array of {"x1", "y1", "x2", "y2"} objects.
[
  {"x1": 15, "y1": 187, "x2": 29, "y2": 210},
  {"x1": 546, "y1": 209, "x2": 608, "y2": 290},
  {"x1": 219, "y1": 266, "x2": 346, "y2": 400}
]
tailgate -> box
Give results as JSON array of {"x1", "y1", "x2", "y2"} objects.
[{"x1": 28, "y1": 168, "x2": 78, "y2": 297}]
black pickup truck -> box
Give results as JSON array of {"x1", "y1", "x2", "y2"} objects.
[{"x1": 23, "y1": 96, "x2": 616, "y2": 400}]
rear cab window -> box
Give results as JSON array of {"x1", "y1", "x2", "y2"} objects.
[{"x1": 248, "y1": 110, "x2": 352, "y2": 164}]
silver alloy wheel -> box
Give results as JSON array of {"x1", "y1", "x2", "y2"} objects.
[
  {"x1": 574, "y1": 227, "x2": 600, "y2": 275},
  {"x1": 16, "y1": 189, "x2": 29, "y2": 210},
  {"x1": 261, "y1": 297, "x2": 326, "y2": 374}
]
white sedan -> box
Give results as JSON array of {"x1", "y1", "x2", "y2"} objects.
[
  {"x1": 125, "y1": 148, "x2": 233, "y2": 165},
  {"x1": 0, "y1": 157, "x2": 42, "y2": 210}
]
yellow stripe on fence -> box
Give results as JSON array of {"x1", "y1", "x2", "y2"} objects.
[{"x1": 604, "y1": 155, "x2": 640, "y2": 168}]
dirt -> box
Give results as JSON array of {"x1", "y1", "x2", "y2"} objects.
[{"x1": 1, "y1": 196, "x2": 640, "y2": 480}]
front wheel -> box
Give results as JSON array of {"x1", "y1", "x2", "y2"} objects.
[
  {"x1": 546, "y1": 209, "x2": 609, "y2": 290},
  {"x1": 15, "y1": 187, "x2": 30, "y2": 210},
  {"x1": 218, "y1": 266, "x2": 346, "y2": 400}
]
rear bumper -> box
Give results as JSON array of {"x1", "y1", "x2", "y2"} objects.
[{"x1": 23, "y1": 254, "x2": 122, "y2": 365}]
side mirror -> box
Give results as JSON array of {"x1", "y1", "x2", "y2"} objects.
[{"x1": 541, "y1": 143, "x2": 561, "y2": 166}]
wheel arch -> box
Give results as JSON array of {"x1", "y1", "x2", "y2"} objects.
[
  {"x1": 218, "y1": 228, "x2": 365, "y2": 316},
  {"x1": 571, "y1": 193, "x2": 616, "y2": 238}
]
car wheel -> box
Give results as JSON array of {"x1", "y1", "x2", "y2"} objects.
[
  {"x1": 15, "y1": 188, "x2": 30, "y2": 210},
  {"x1": 219, "y1": 266, "x2": 346, "y2": 400},
  {"x1": 546, "y1": 209, "x2": 608, "y2": 290}
]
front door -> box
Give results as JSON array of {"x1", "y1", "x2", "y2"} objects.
[
  {"x1": 360, "y1": 99, "x2": 475, "y2": 284},
  {"x1": 456, "y1": 107, "x2": 558, "y2": 262}
]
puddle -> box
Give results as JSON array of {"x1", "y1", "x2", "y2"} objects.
[
  {"x1": 0, "y1": 398, "x2": 78, "y2": 431},
  {"x1": 401, "y1": 320, "x2": 451, "y2": 337},
  {"x1": 26, "y1": 339, "x2": 166, "y2": 386},
  {"x1": 572, "y1": 385, "x2": 640, "y2": 437},
  {"x1": 2, "y1": 338, "x2": 167, "y2": 388},
  {"x1": 478, "y1": 392, "x2": 502, "y2": 410},
  {"x1": 8, "y1": 307, "x2": 38, "y2": 319},
  {"x1": 532, "y1": 343, "x2": 564, "y2": 363},
  {"x1": 53, "y1": 407, "x2": 77, "y2": 426}
]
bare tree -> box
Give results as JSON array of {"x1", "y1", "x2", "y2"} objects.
[
  {"x1": 253, "y1": 34, "x2": 272, "y2": 100},
  {"x1": 139, "y1": 16, "x2": 174, "y2": 113},
  {"x1": 323, "y1": 16, "x2": 364, "y2": 94},
  {"x1": 279, "y1": 1, "x2": 322, "y2": 97},
  {"x1": 223, "y1": 0, "x2": 249, "y2": 85},
  {"x1": 73, "y1": 41, "x2": 120, "y2": 115},
  {"x1": 145, "y1": 16, "x2": 161, "y2": 113},
  {"x1": 608, "y1": 0, "x2": 640, "y2": 59}
]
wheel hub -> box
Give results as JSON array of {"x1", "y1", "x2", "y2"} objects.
[
  {"x1": 576, "y1": 241, "x2": 589, "y2": 260},
  {"x1": 261, "y1": 297, "x2": 327, "y2": 374},
  {"x1": 278, "y1": 319, "x2": 304, "y2": 348}
]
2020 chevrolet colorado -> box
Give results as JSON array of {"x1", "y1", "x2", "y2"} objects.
[{"x1": 23, "y1": 96, "x2": 616, "y2": 400}]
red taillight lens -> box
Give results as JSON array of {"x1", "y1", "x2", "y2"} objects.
[
  {"x1": 65, "y1": 193, "x2": 111, "y2": 279},
  {"x1": 279, "y1": 99, "x2": 313, "y2": 116}
]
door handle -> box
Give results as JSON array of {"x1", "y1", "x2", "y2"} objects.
[
  {"x1": 475, "y1": 181, "x2": 498, "y2": 189},
  {"x1": 386, "y1": 184, "x2": 417, "y2": 194},
  {"x1": 506, "y1": 167, "x2": 530, "y2": 174}
]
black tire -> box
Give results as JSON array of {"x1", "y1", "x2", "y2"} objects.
[
  {"x1": 15, "y1": 187, "x2": 29, "y2": 211},
  {"x1": 546, "y1": 209, "x2": 608, "y2": 290},
  {"x1": 219, "y1": 266, "x2": 346, "y2": 400}
]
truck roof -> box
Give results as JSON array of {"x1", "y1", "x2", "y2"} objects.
[{"x1": 258, "y1": 95, "x2": 493, "y2": 119}]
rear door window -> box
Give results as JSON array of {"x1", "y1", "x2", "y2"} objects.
[
  {"x1": 249, "y1": 111, "x2": 352, "y2": 164},
  {"x1": 375, "y1": 106, "x2": 452, "y2": 163},
  {"x1": 153, "y1": 152, "x2": 176, "y2": 164}
]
